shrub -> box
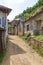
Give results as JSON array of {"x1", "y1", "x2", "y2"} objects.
[
  {"x1": 34, "y1": 29, "x2": 40, "y2": 35},
  {"x1": 0, "y1": 49, "x2": 6, "y2": 64},
  {"x1": 25, "y1": 33, "x2": 31, "y2": 40},
  {"x1": 21, "y1": 33, "x2": 31, "y2": 40},
  {"x1": 32, "y1": 45, "x2": 43, "y2": 57}
]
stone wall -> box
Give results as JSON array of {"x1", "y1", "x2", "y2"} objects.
[
  {"x1": 25, "y1": 12, "x2": 43, "y2": 35},
  {"x1": 18, "y1": 22, "x2": 23, "y2": 36},
  {"x1": 29, "y1": 37, "x2": 43, "y2": 51}
]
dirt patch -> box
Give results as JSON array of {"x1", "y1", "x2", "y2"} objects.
[{"x1": 1, "y1": 35, "x2": 43, "y2": 65}]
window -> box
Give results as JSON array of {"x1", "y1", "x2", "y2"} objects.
[
  {"x1": 27, "y1": 25, "x2": 29, "y2": 31},
  {"x1": 2, "y1": 17, "x2": 5, "y2": 27},
  {"x1": 0, "y1": 18, "x2": 1, "y2": 24}
]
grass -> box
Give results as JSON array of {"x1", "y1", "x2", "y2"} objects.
[
  {"x1": 21, "y1": 35, "x2": 43, "y2": 57},
  {"x1": 33, "y1": 35, "x2": 43, "y2": 41},
  {"x1": 32, "y1": 45, "x2": 43, "y2": 57},
  {"x1": 0, "y1": 49, "x2": 6, "y2": 64},
  {"x1": 21, "y1": 35, "x2": 28, "y2": 43},
  {"x1": 21, "y1": 35, "x2": 27, "y2": 40},
  {"x1": 21, "y1": 33, "x2": 31, "y2": 40}
]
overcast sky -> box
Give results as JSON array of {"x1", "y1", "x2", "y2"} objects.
[{"x1": 0, "y1": 0, "x2": 38, "y2": 21}]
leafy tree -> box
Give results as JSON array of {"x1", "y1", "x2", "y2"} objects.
[
  {"x1": 15, "y1": 0, "x2": 43, "y2": 20},
  {"x1": 24, "y1": 13, "x2": 31, "y2": 20},
  {"x1": 8, "y1": 24, "x2": 13, "y2": 30}
]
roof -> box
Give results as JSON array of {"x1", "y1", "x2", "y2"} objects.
[
  {"x1": 8, "y1": 22, "x2": 11, "y2": 24},
  {"x1": 15, "y1": 18, "x2": 20, "y2": 21},
  {"x1": 8, "y1": 21, "x2": 12, "y2": 24},
  {"x1": 0, "y1": 5, "x2": 12, "y2": 15},
  {"x1": 25, "y1": 7, "x2": 43, "y2": 23}
]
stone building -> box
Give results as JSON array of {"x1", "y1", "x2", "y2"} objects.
[{"x1": 25, "y1": 7, "x2": 43, "y2": 35}]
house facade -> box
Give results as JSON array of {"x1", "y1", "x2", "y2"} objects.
[
  {"x1": 0, "y1": 5, "x2": 12, "y2": 53},
  {"x1": 11, "y1": 18, "x2": 25, "y2": 36},
  {"x1": 8, "y1": 7, "x2": 43, "y2": 36},
  {"x1": 15, "y1": 18, "x2": 24, "y2": 36},
  {"x1": 25, "y1": 7, "x2": 43, "y2": 35}
]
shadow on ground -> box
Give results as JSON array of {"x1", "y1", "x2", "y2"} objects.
[
  {"x1": 9, "y1": 40, "x2": 26, "y2": 55},
  {"x1": 2, "y1": 40, "x2": 26, "y2": 65}
]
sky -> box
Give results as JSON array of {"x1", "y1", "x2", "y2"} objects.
[{"x1": 0, "y1": 0, "x2": 38, "y2": 21}]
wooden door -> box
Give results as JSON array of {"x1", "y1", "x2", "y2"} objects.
[{"x1": 0, "y1": 31, "x2": 3, "y2": 53}]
